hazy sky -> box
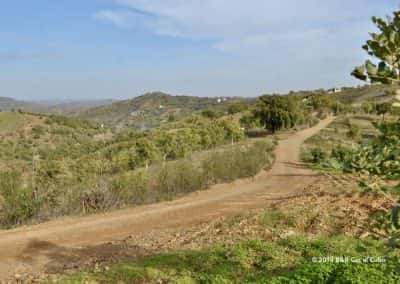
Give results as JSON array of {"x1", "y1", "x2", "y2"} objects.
[{"x1": 1, "y1": 0, "x2": 398, "y2": 100}]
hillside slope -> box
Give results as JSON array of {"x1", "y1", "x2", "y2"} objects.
[
  {"x1": 0, "y1": 112, "x2": 106, "y2": 173},
  {"x1": 76, "y1": 92, "x2": 250, "y2": 129},
  {"x1": 336, "y1": 84, "x2": 392, "y2": 104}
]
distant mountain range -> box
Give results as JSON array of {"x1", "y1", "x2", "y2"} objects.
[{"x1": 0, "y1": 97, "x2": 116, "y2": 114}]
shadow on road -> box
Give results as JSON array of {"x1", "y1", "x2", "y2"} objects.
[{"x1": 18, "y1": 239, "x2": 149, "y2": 274}]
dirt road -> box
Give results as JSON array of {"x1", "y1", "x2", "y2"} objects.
[{"x1": 0, "y1": 117, "x2": 333, "y2": 279}]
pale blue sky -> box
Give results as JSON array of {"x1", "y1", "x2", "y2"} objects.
[{"x1": 0, "y1": 0, "x2": 398, "y2": 100}]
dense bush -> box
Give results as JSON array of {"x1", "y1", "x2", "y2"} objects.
[
  {"x1": 202, "y1": 140, "x2": 275, "y2": 184},
  {"x1": 0, "y1": 171, "x2": 39, "y2": 227},
  {"x1": 309, "y1": 148, "x2": 328, "y2": 164},
  {"x1": 253, "y1": 95, "x2": 305, "y2": 133},
  {"x1": 347, "y1": 121, "x2": 361, "y2": 140},
  {"x1": 227, "y1": 102, "x2": 248, "y2": 114},
  {"x1": 200, "y1": 109, "x2": 224, "y2": 119},
  {"x1": 153, "y1": 160, "x2": 205, "y2": 199}
]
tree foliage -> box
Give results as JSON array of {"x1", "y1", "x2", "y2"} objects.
[
  {"x1": 352, "y1": 11, "x2": 400, "y2": 84},
  {"x1": 227, "y1": 102, "x2": 248, "y2": 115},
  {"x1": 361, "y1": 101, "x2": 374, "y2": 114},
  {"x1": 253, "y1": 95, "x2": 302, "y2": 133},
  {"x1": 201, "y1": 109, "x2": 223, "y2": 119},
  {"x1": 376, "y1": 102, "x2": 392, "y2": 120}
]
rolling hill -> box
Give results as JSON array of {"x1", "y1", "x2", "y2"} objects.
[{"x1": 76, "y1": 92, "x2": 251, "y2": 129}]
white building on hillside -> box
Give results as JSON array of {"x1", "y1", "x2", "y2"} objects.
[{"x1": 328, "y1": 88, "x2": 342, "y2": 94}]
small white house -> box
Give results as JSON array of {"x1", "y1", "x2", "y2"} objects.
[{"x1": 328, "y1": 88, "x2": 342, "y2": 94}]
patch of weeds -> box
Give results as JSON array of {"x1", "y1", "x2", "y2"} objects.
[
  {"x1": 260, "y1": 209, "x2": 285, "y2": 228},
  {"x1": 60, "y1": 236, "x2": 397, "y2": 284},
  {"x1": 260, "y1": 208, "x2": 296, "y2": 230},
  {"x1": 391, "y1": 183, "x2": 400, "y2": 195}
]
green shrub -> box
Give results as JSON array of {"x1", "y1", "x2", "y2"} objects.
[
  {"x1": 310, "y1": 148, "x2": 327, "y2": 163},
  {"x1": 228, "y1": 102, "x2": 248, "y2": 114},
  {"x1": 240, "y1": 113, "x2": 259, "y2": 129},
  {"x1": 200, "y1": 109, "x2": 224, "y2": 119},
  {"x1": 61, "y1": 237, "x2": 398, "y2": 284},
  {"x1": 154, "y1": 160, "x2": 205, "y2": 199},
  {"x1": 0, "y1": 171, "x2": 39, "y2": 227},
  {"x1": 202, "y1": 141, "x2": 274, "y2": 184},
  {"x1": 331, "y1": 146, "x2": 352, "y2": 162},
  {"x1": 31, "y1": 124, "x2": 46, "y2": 138},
  {"x1": 347, "y1": 124, "x2": 361, "y2": 140}
]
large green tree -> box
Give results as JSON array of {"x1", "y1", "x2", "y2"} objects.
[{"x1": 253, "y1": 95, "x2": 302, "y2": 133}]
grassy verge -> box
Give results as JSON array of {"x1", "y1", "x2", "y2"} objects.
[{"x1": 61, "y1": 237, "x2": 398, "y2": 284}]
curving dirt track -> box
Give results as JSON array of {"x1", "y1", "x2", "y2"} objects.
[{"x1": 0, "y1": 117, "x2": 333, "y2": 279}]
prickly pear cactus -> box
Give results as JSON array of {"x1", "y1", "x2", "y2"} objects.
[{"x1": 352, "y1": 12, "x2": 400, "y2": 84}]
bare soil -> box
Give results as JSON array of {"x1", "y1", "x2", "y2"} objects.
[{"x1": 0, "y1": 117, "x2": 334, "y2": 280}]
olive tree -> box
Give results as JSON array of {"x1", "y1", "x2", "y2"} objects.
[{"x1": 253, "y1": 95, "x2": 302, "y2": 133}]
